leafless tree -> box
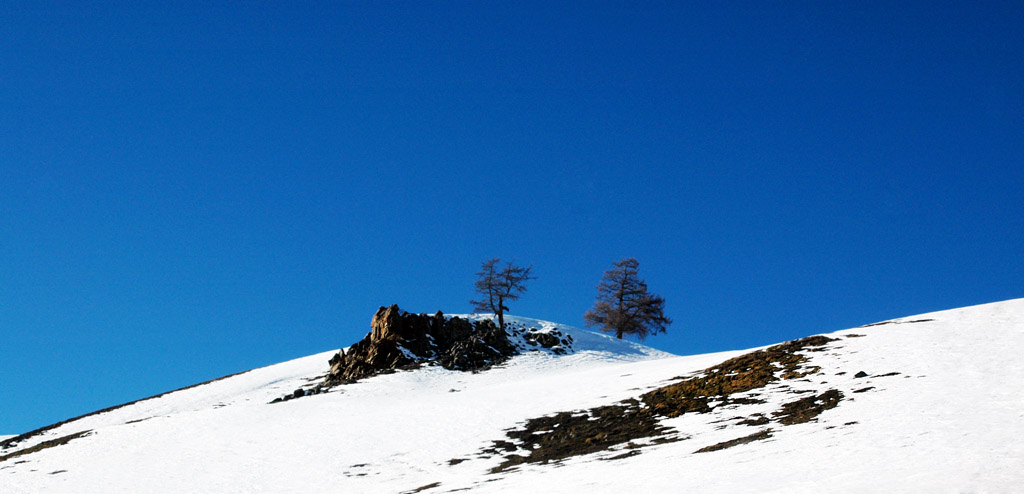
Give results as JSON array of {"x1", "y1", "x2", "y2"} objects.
[{"x1": 471, "y1": 258, "x2": 534, "y2": 331}]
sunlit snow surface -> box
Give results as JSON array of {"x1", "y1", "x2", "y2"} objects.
[{"x1": 3, "y1": 302, "x2": 1024, "y2": 493}]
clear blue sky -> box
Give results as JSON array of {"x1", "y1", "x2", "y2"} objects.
[{"x1": 2, "y1": 1, "x2": 1021, "y2": 434}]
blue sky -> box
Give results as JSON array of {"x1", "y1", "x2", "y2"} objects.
[{"x1": 2, "y1": 1, "x2": 1021, "y2": 434}]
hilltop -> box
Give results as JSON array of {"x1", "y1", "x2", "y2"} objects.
[{"x1": 2, "y1": 299, "x2": 1023, "y2": 493}]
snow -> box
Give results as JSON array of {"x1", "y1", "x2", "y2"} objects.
[{"x1": 2, "y1": 300, "x2": 1023, "y2": 493}]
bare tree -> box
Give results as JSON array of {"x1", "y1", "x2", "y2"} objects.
[
  {"x1": 471, "y1": 258, "x2": 534, "y2": 331},
  {"x1": 584, "y1": 258, "x2": 671, "y2": 340}
]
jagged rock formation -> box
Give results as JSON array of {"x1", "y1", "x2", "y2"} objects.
[
  {"x1": 270, "y1": 305, "x2": 574, "y2": 403},
  {"x1": 325, "y1": 305, "x2": 518, "y2": 385}
]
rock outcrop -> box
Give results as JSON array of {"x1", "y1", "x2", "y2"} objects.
[
  {"x1": 270, "y1": 305, "x2": 574, "y2": 403},
  {"x1": 325, "y1": 305, "x2": 518, "y2": 385}
]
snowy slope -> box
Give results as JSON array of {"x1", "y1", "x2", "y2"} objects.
[{"x1": 3, "y1": 301, "x2": 1023, "y2": 493}]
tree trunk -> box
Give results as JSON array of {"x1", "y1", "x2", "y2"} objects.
[{"x1": 616, "y1": 329, "x2": 623, "y2": 339}]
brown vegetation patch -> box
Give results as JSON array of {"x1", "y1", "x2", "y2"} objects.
[
  {"x1": 695, "y1": 429, "x2": 773, "y2": 453},
  {"x1": 485, "y1": 335, "x2": 838, "y2": 472},
  {"x1": 490, "y1": 400, "x2": 678, "y2": 473},
  {"x1": 773, "y1": 389, "x2": 844, "y2": 425},
  {"x1": 640, "y1": 336, "x2": 835, "y2": 417}
]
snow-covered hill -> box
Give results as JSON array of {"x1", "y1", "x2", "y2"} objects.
[{"x1": 3, "y1": 300, "x2": 1023, "y2": 493}]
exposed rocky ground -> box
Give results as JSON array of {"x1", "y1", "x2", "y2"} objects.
[
  {"x1": 272, "y1": 305, "x2": 574, "y2": 403},
  {"x1": 326, "y1": 305, "x2": 515, "y2": 383},
  {"x1": 476, "y1": 335, "x2": 849, "y2": 472}
]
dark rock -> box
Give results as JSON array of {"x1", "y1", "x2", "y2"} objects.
[
  {"x1": 602, "y1": 449, "x2": 642, "y2": 461},
  {"x1": 773, "y1": 389, "x2": 844, "y2": 425},
  {"x1": 402, "y1": 482, "x2": 441, "y2": 494},
  {"x1": 0, "y1": 430, "x2": 93, "y2": 463},
  {"x1": 737, "y1": 414, "x2": 770, "y2": 426},
  {"x1": 324, "y1": 305, "x2": 518, "y2": 385},
  {"x1": 328, "y1": 351, "x2": 345, "y2": 376},
  {"x1": 270, "y1": 384, "x2": 325, "y2": 404},
  {"x1": 854, "y1": 371, "x2": 869, "y2": 378},
  {"x1": 525, "y1": 331, "x2": 561, "y2": 348},
  {"x1": 725, "y1": 396, "x2": 766, "y2": 406},
  {"x1": 695, "y1": 429, "x2": 773, "y2": 453}
]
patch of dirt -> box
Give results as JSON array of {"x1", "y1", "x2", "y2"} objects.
[
  {"x1": 0, "y1": 431, "x2": 93, "y2": 463},
  {"x1": 773, "y1": 390, "x2": 844, "y2": 425},
  {"x1": 695, "y1": 429, "x2": 773, "y2": 453}
]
